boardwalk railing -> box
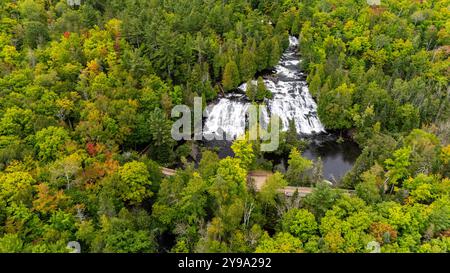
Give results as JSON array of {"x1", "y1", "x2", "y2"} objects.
[
  {"x1": 161, "y1": 167, "x2": 353, "y2": 197},
  {"x1": 161, "y1": 167, "x2": 177, "y2": 176}
]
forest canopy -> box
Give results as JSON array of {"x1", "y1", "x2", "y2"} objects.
[{"x1": 0, "y1": 0, "x2": 449, "y2": 253}]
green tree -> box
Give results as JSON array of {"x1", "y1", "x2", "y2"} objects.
[
  {"x1": 0, "y1": 171, "x2": 35, "y2": 204},
  {"x1": 385, "y1": 147, "x2": 412, "y2": 189},
  {"x1": 269, "y1": 38, "x2": 281, "y2": 67},
  {"x1": 34, "y1": 126, "x2": 70, "y2": 162},
  {"x1": 231, "y1": 138, "x2": 255, "y2": 171},
  {"x1": 118, "y1": 161, "x2": 152, "y2": 205},
  {"x1": 356, "y1": 167, "x2": 383, "y2": 204},
  {"x1": 198, "y1": 150, "x2": 219, "y2": 179},
  {"x1": 222, "y1": 60, "x2": 240, "y2": 91},
  {"x1": 0, "y1": 234, "x2": 24, "y2": 253},
  {"x1": 240, "y1": 46, "x2": 256, "y2": 82},
  {"x1": 396, "y1": 104, "x2": 420, "y2": 132},
  {"x1": 19, "y1": 0, "x2": 49, "y2": 48},
  {"x1": 255, "y1": 232, "x2": 303, "y2": 253},
  {"x1": 318, "y1": 83, "x2": 355, "y2": 130},
  {"x1": 319, "y1": 196, "x2": 375, "y2": 253},
  {"x1": 255, "y1": 76, "x2": 271, "y2": 101},
  {"x1": 245, "y1": 80, "x2": 256, "y2": 101},
  {"x1": 285, "y1": 148, "x2": 313, "y2": 186},
  {"x1": 259, "y1": 172, "x2": 287, "y2": 206},
  {"x1": 92, "y1": 210, "x2": 156, "y2": 253},
  {"x1": 148, "y1": 108, "x2": 175, "y2": 163},
  {"x1": 304, "y1": 182, "x2": 341, "y2": 219},
  {"x1": 209, "y1": 157, "x2": 248, "y2": 233},
  {"x1": 0, "y1": 107, "x2": 34, "y2": 138},
  {"x1": 281, "y1": 209, "x2": 318, "y2": 241}
]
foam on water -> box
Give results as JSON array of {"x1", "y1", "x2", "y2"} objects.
[{"x1": 203, "y1": 36, "x2": 325, "y2": 139}]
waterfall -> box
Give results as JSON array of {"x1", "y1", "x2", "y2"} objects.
[
  {"x1": 203, "y1": 36, "x2": 325, "y2": 139},
  {"x1": 203, "y1": 94, "x2": 250, "y2": 139}
]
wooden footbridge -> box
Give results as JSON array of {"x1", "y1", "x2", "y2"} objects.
[
  {"x1": 247, "y1": 170, "x2": 316, "y2": 197},
  {"x1": 161, "y1": 167, "x2": 177, "y2": 176},
  {"x1": 160, "y1": 168, "x2": 353, "y2": 197}
]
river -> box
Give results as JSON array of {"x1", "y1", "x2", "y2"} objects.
[{"x1": 201, "y1": 36, "x2": 360, "y2": 182}]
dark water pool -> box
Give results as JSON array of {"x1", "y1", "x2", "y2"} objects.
[
  {"x1": 302, "y1": 137, "x2": 361, "y2": 182},
  {"x1": 200, "y1": 134, "x2": 361, "y2": 182}
]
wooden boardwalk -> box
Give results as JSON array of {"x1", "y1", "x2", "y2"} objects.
[
  {"x1": 278, "y1": 186, "x2": 314, "y2": 197},
  {"x1": 247, "y1": 171, "x2": 316, "y2": 197},
  {"x1": 161, "y1": 168, "x2": 352, "y2": 197},
  {"x1": 161, "y1": 167, "x2": 177, "y2": 176}
]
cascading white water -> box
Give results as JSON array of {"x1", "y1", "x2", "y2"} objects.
[
  {"x1": 203, "y1": 36, "x2": 325, "y2": 139},
  {"x1": 203, "y1": 94, "x2": 250, "y2": 139}
]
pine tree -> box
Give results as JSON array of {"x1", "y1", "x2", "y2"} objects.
[
  {"x1": 269, "y1": 38, "x2": 281, "y2": 67},
  {"x1": 291, "y1": 15, "x2": 301, "y2": 36},
  {"x1": 256, "y1": 39, "x2": 270, "y2": 71},
  {"x1": 239, "y1": 46, "x2": 256, "y2": 82},
  {"x1": 286, "y1": 119, "x2": 299, "y2": 146},
  {"x1": 204, "y1": 80, "x2": 217, "y2": 102},
  {"x1": 255, "y1": 76, "x2": 270, "y2": 101},
  {"x1": 245, "y1": 80, "x2": 256, "y2": 101},
  {"x1": 222, "y1": 60, "x2": 240, "y2": 91},
  {"x1": 309, "y1": 71, "x2": 322, "y2": 97}
]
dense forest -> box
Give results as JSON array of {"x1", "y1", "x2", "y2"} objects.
[{"x1": 0, "y1": 0, "x2": 449, "y2": 253}]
